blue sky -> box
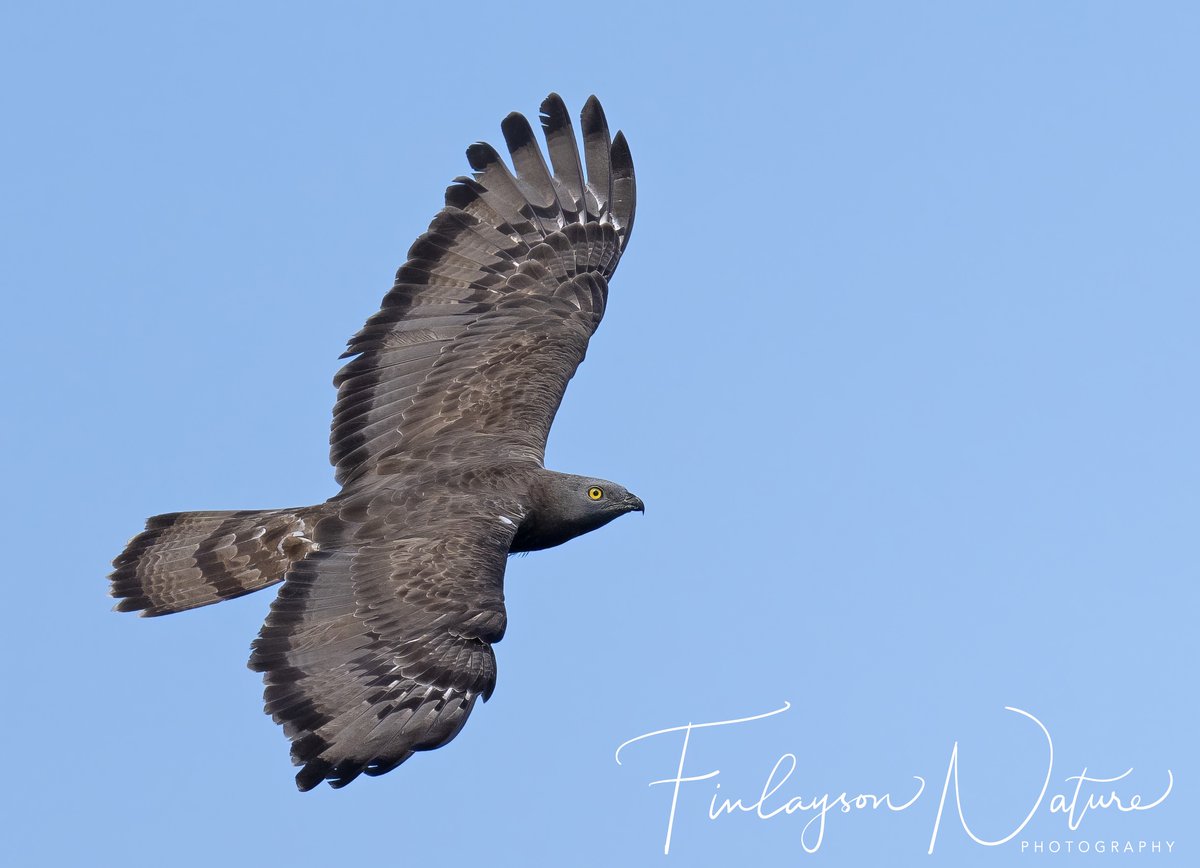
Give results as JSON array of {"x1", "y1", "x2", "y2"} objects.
[{"x1": 2, "y1": 2, "x2": 1196, "y2": 865}]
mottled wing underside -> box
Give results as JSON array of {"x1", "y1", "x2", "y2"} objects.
[
  {"x1": 331, "y1": 94, "x2": 636, "y2": 485},
  {"x1": 249, "y1": 487, "x2": 522, "y2": 790}
]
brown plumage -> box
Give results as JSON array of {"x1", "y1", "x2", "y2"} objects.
[{"x1": 110, "y1": 94, "x2": 641, "y2": 790}]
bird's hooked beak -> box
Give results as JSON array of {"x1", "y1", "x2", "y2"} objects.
[{"x1": 624, "y1": 493, "x2": 645, "y2": 514}]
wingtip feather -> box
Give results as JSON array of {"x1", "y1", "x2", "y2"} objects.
[
  {"x1": 580, "y1": 96, "x2": 613, "y2": 218},
  {"x1": 610, "y1": 130, "x2": 636, "y2": 243}
]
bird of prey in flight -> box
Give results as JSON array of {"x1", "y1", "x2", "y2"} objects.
[{"x1": 110, "y1": 94, "x2": 640, "y2": 791}]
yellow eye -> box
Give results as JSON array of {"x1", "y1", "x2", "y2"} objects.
[{"x1": 587, "y1": 486, "x2": 604, "y2": 501}]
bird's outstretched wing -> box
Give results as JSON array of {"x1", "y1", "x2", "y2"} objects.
[
  {"x1": 331, "y1": 94, "x2": 635, "y2": 486},
  {"x1": 248, "y1": 484, "x2": 524, "y2": 790}
]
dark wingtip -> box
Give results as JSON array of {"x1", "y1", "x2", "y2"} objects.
[
  {"x1": 581, "y1": 95, "x2": 608, "y2": 138},
  {"x1": 582, "y1": 94, "x2": 604, "y2": 120},
  {"x1": 465, "y1": 142, "x2": 498, "y2": 172},
  {"x1": 327, "y1": 763, "x2": 364, "y2": 789},
  {"x1": 501, "y1": 112, "x2": 535, "y2": 147},
  {"x1": 295, "y1": 762, "x2": 328, "y2": 792},
  {"x1": 538, "y1": 93, "x2": 569, "y2": 131},
  {"x1": 363, "y1": 752, "x2": 412, "y2": 777},
  {"x1": 612, "y1": 130, "x2": 631, "y2": 160}
]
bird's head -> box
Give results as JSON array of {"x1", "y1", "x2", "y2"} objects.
[
  {"x1": 571, "y1": 476, "x2": 645, "y2": 521},
  {"x1": 519, "y1": 471, "x2": 644, "y2": 551}
]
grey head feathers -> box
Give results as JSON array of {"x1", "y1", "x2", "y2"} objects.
[{"x1": 512, "y1": 471, "x2": 644, "y2": 553}]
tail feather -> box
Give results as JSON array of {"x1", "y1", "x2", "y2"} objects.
[{"x1": 110, "y1": 507, "x2": 322, "y2": 616}]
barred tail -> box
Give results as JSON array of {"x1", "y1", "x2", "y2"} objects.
[{"x1": 110, "y1": 507, "x2": 323, "y2": 617}]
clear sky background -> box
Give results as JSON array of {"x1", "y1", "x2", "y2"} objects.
[{"x1": 2, "y1": 2, "x2": 1195, "y2": 866}]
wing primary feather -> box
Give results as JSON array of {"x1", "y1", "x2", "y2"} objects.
[
  {"x1": 465, "y1": 142, "x2": 548, "y2": 240},
  {"x1": 501, "y1": 111, "x2": 561, "y2": 219},
  {"x1": 610, "y1": 130, "x2": 636, "y2": 246},
  {"x1": 539, "y1": 93, "x2": 585, "y2": 219},
  {"x1": 580, "y1": 95, "x2": 613, "y2": 221}
]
